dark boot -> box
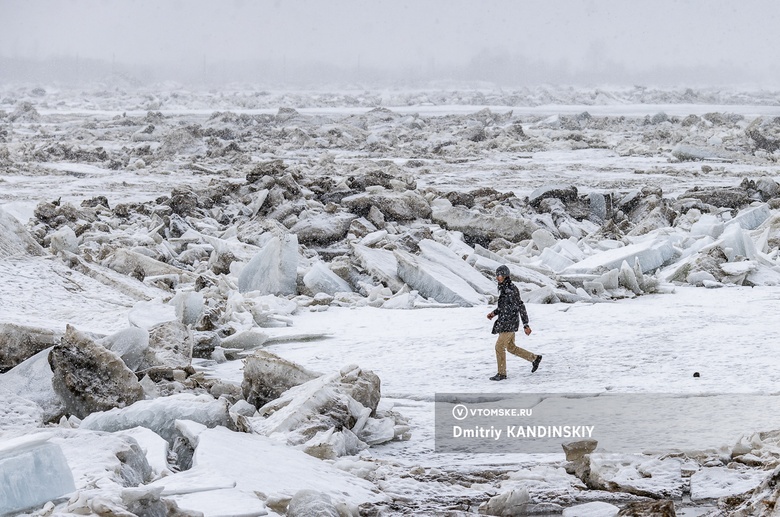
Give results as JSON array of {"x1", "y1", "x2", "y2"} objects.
[
  {"x1": 531, "y1": 355, "x2": 542, "y2": 373},
  {"x1": 489, "y1": 373, "x2": 507, "y2": 381}
]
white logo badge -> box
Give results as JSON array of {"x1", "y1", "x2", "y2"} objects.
[{"x1": 452, "y1": 404, "x2": 468, "y2": 421}]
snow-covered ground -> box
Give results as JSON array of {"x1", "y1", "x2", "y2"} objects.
[
  {"x1": 1, "y1": 84, "x2": 780, "y2": 516},
  {"x1": 255, "y1": 286, "x2": 780, "y2": 460}
]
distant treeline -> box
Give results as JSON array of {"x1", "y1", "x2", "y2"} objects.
[{"x1": 0, "y1": 53, "x2": 771, "y2": 89}]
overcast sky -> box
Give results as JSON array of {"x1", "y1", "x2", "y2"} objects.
[{"x1": 2, "y1": 0, "x2": 779, "y2": 85}]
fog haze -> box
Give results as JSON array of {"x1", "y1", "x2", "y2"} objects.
[{"x1": 2, "y1": 0, "x2": 779, "y2": 87}]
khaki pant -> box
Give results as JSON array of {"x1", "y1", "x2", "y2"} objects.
[{"x1": 495, "y1": 332, "x2": 536, "y2": 375}]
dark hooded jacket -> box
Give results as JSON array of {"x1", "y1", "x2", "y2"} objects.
[{"x1": 491, "y1": 277, "x2": 529, "y2": 334}]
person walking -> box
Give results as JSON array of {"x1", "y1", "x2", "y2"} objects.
[{"x1": 487, "y1": 265, "x2": 541, "y2": 381}]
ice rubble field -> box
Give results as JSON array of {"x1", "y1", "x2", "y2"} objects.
[{"x1": 2, "y1": 84, "x2": 780, "y2": 515}]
